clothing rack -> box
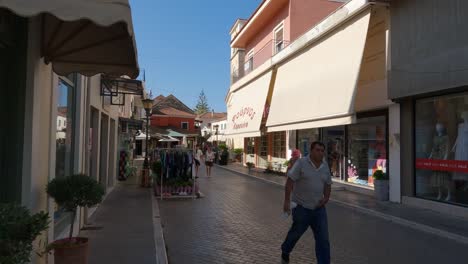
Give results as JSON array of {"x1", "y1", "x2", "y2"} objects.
[{"x1": 153, "y1": 148, "x2": 198, "y2": 201}]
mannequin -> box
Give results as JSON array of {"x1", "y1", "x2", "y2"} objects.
[
  {"x1": 452, "y1": 111, "x2": 468, "y2": 190},
  {"x1": 429, "y1": 123, "x2": 450, "y2": 201}
]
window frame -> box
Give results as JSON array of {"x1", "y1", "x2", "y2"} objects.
[
  {"x1": 181, "y1": 121, "x2": 189, "y2": 130},
  {"x1": 272, "y1": 131, "x2": 286, "y2": 158},
  {"x1": 244, "y1": 49, "x2": 254, "y2": 73},
  {"x1": 273, "y1": 22, "x2": 285, "y2": 54}
]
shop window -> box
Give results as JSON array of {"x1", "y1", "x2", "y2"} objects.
[
  {"x1": 259, "y1": 135, "x2": 268, "y2": 157},
  {"x1": 274, "y1": 23, "x2": 284, "y2": 54},
  {"x1": 347, "y1": 116, "x2": 387, "y2": 187},
  {"x1": 272, "y1": 132, "x2": 286, "y2": 158},
  {"x1": 54, "y1": 75, "x2": 76, "y2": 237},
  {"x1": 246, "y1": 137, "x2": 255, "y2": 154},
  {"x1": 297, "y1": 128, "x2": 320, "y2": 157},
  {"x1": 324, "y1": 127, "x2": 345, "y2": 179},
  {"x1": 244, "y1": 49, "x2": 254, "y2": 73},
  {"x1": 415, "y1": 93, "x2": 468, "y2": 206}
]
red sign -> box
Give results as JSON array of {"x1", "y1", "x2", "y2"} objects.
[{"x1": 415, "y1": 159, "x2": 468, "y2": 173}]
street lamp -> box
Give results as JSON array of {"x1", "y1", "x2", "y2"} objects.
[{"x1": 141, "y1": 98, "x2": 153, "y2": 169}]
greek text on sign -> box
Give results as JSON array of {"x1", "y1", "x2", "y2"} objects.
[{"x1": 231, "y1": 107, "x2": 256, "y2": 130}]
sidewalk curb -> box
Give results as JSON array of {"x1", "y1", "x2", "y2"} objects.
[
  {"x1": 151, "y1": 193, "x2": 169, "y2": 264},
  {"x1": 216, "y1": 165, "x2": 468, "y2": 246}
]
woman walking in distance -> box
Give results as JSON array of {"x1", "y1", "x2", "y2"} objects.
[
  {"x1": 205, "y1": 146, "x2": 215, "y2": 177},
  {"x1": 194, "y1": 145, "x2": 203, "y2": 178}
]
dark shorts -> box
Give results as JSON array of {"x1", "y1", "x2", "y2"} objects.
[
  {"x1": 205, "y1": 161, "x2": 213, "y2": 167},
  {"x1": 194, "y1": 159, "x2": 200, "y2": 166}
]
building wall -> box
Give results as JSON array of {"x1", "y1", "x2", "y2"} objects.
[
  {"x1": 389, "y1": 104, "x2": 401, "y2": 202},
  {"x1": 245, "y1": 3, "x2": 290, "y2": 69},
  {"x1": 289, "y1": 0, "x2": 342, "y2": 41},
  {"x1": 151, "y1": 116, "x2": 197, "y2": 132},
  {"x1": 22, "y1": 18, "x2": 56, "y2": 264},
  {"x1": 389, "y1": 0, "x2": 468, "y2": 99}
]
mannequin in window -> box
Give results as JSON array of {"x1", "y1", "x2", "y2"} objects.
[
  {"x1": 429, "y1": 123, "x2": 450, "y2": 201},
  {"x1": 452, "y1": 111, "x2": 468, "y2": 191}
]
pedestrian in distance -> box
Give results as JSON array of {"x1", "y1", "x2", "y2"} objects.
[
  {"x1": 205, "y1": 146, "x2": 215, "y2": 177},
  {"x1": 193, "y1": 145, "x2": 203, "y2": 178},
  {"x1": 287, "y1": 149, "x2": 301, "y2": 172},
  {"x1": 281, "y1": 141, "x2": 332, "y2": 264}
]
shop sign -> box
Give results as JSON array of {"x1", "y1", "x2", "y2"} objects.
[
  {"x1": 231, "y1": 106, "x2": 256, "y2": 130},
  {"x1": 416, "y1": 158, "x2": 468, "y2": 173}
]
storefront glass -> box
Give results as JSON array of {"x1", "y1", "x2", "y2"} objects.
[
  {"x1": 54, "y1": 75, "x2": 76, "y2": 236},
  {"x1": 272, "y1": 132, "x2": 286, "y2": 158},
  {"x1": 415, "y1": 93, "x2": 468, "y2": 206},
  {"x1": 245, "y1": 137, "x2": 255, "y2": 164},
  {"x1": 347, "y1": 116, "x2": 387, "y2": 187},
  {"x1": 323, "y1": 127, "x2": 345, "y2": 179},
  {"x1": 297, "y1": 128, "x2": 319, "y2": 157}
]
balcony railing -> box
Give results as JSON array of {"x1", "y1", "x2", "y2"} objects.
[{"x1": 231, "y1": 39, "x2": 290, "y2": 85}]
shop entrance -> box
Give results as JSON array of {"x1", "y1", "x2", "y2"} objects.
[
  {"x1": 257, "y1": 135, "x2": 269, "y2": 168},
  {"x1": 322, "y1": 126, "x2": 345, "y2": 180}
]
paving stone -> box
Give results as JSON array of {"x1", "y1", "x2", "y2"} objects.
[{"x1": 159, "y1": 167, "x2": 468, "y2": 264}]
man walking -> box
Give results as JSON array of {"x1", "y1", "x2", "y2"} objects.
[{"x1": 281, "y1": 141, "x2": 332, "y2": 264}]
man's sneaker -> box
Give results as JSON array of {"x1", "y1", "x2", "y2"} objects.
[{"x1": 281, "y1": 253, "x2": 289, "y2": 264}]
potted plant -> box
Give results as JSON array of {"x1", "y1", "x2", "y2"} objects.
[
  {"x1": 373, "y1": 170, "x2": 389, "y2": 201},
  {"x1": 233, "y1": 148, "x2": 244, "y2": 162},
  {"x1": 246, "y1": 162, "x2": 255, "y2": 173},
  {"x1": 0, "y1": 203, "x2": 49, "y2": 264},
  {"x1": 46, "y1": 174, "x2": 105, "y2": 264}
]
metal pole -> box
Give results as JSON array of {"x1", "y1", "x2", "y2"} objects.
[{"x1": 144, "y1": 112, "x2": 149, "y2": 169}]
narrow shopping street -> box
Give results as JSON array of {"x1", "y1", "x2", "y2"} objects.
[{"x1": 159, "y1": 166, "x2": 468, "y2": 264}]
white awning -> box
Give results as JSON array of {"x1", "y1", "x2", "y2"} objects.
[
  {"x1": 0, "y1": 0, "x2": 139, "y2": 78},
  {"x1": 266, "y1": 9, "x2": 371, "y2": 132},
  {"x1": 226, "y1": 71, "x2": 272, "y2": 137}
]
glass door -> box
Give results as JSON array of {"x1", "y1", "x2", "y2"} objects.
[
  {"x1": 322, "y1": 126, "x2": 345, "y2": 180},
  {"x1": 257, "y1": 135, "x2": 269, "y2": 168}
]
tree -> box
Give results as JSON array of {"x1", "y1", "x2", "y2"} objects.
[{"x1": 194, "y1": 90, "x2": 210, "y2": 115}]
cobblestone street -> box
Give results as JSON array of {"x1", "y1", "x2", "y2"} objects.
[{"x1": 159, "y1": 166, "x2": 468, "y2": 264}]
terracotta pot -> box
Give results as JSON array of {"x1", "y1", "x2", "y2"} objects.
[{"x1": 53, "y1": 237, "x2": 89, "y2": 264}]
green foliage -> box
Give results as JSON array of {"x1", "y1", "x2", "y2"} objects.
[
  {"x1": 47, "y1": 174, "x2": 105, "y2": 242},
  {"x1": 246, "y1": 162, "x2": 255, "y2": 169},
  {"x1": 373, "y1": 170, "x2": 388, "y2": 180},
  {"x1": 218, "y1": 144, "x2": 228, "y2": 151},
  {"x1": 46, "y1": 174, "x2": 105, "y2": 212},
  {"x1": 0, "y1": 203, "x2": 49, "y2": 264},
  {"x1": 284, "y1": 160, "x2": 290, "y2": 166},
  {"x1": 233, "y1": 148, "x2": 244, "y2": 155},
  {"x1": 194, "y1": 90, "x2": 210, "y2": 115}
]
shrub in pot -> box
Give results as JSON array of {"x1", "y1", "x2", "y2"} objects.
[
  {"x1": 233, "y1": 148, "x2": 243, "y2": 162},
  {"x1": 46, "y1": 174, "x2": 105, "y2": 264},
  {"x1": 0, "y1": 203, "x2": 49, "y2": 264},
  {"x1": 373, "y1": 170, "x2": 389, "y2": 201}
]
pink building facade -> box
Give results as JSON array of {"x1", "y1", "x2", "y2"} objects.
[{"x1": 231, "y1": 0, "x2": 343, "y2": 79}]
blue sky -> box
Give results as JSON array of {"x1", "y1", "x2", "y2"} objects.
[{"x1": 130, "y1": 0, "x2": 261, "y2": 112}]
